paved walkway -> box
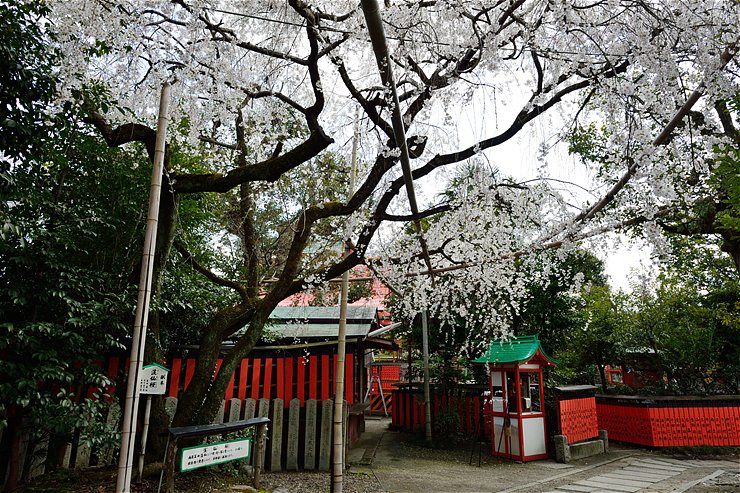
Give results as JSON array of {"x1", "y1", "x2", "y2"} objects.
[
  {"x1": 350, "y1": 417, "x2": 739, "y2": 493},
  {"x1": 539, "y1": 458, "x2": 728, "y2": 493}
]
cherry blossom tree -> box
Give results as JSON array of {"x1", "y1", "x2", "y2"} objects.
[{"x1": 47, "y1": 0, "x2": 737, "y2": 434}]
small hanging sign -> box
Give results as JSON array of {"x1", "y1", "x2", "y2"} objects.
[{"x1": 139, "y1": 362, "x2": 169, "y2": 395}]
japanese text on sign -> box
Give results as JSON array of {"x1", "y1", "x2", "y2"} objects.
[
  {"x1": 179, "y1": 438, "x2": 251, "y2": 472},
  {"x1": 139, "y1": 363, "x2": 169, "y2": 395}
]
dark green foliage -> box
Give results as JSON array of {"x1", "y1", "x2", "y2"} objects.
[
  {"x1": 514, "y1": 250, "x2": 608, "y2": 354},
  {"x1": 0, "y1": 3, "x2": 154, "y2": 482},
  {"x1": 555, "y1": 241, "x2": 740, "y2": 395},
  {"x1": 0, "y1": 0, "x2": 58, "y2": 162},
  {"x1": 626, "y1": 252, "x2": 740, "y2": 394},
  {"x1": 0, "y1": 128, "x2": 152, "y2": 463}
]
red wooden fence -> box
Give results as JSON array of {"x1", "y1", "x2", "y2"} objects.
[
  {"x1": 173, "y1": 354, "x2": 354, "y2": 406},
  {"x1": 558, "y1": 397, "x2": 599, "y2": 444},
  {"x1": 596, "y1": 395, "x2": 740, "y2": 447},
  {"x1": 391, "y1": 384, "x2": 486, "y2": 436},
  {"x1": 103, "y1": 353, "x2": 356, "y2": 408}
]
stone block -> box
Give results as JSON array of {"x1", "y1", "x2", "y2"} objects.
[
  {"x1": 599, "y1": 429, "x2": 609, "y2": 453},
  {"x1": 75, "y1": 439, "x2": 91, "y2": 468},
  {"x1": 554, "y1": 434, "x2": 571, "y2": 463},
  {"x1": 100, "y1": 403, "x2": 122, "y2": 465},
  {"x1": 228, "y1": 398, "x2": 242, "y2": 422},
  {"x1": 304, "y1": 399, "x2": 317, "y2": 470},
  {"x1": 270, "y1": 399, "x2": 283, "y2": 471},
  {"x1": 164, "y1": 397, "x2": 178, "y2": 425},
  {"x1": 319, "y1": 399, "x2": 333, "y2": 471},
  {"x1": 286, "y1": 399, "x2": 300, "y2": 470},
  {"x1": 244, "y1": 398, "x2": 256, "y2": 420},
  {"x1": 570, "y1": 439, "x2": 605, "y2": 461},
  {"x1": 29, "y1": 437, "x2": 48, "y2": 478},
  {"x1": 258, "y1": 398, "x2": 269, "y2": 419}
]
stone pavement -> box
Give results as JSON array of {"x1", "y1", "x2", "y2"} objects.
[
  {"x1": 535, "y1": 457, "x2": 735, "y2": 493},
  {"x1": 350, "y1": 417, "x2": 740, "y2": 493}
]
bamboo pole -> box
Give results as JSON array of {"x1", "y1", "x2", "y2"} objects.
[
  {"x1": 116, "y1": 82, "x2": 171, "y2": 493},
  {"x1": 331, "y1": 111, "x2": 360, "y2": 493}
]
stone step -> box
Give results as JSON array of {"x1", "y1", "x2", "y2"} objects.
[
  {"x1": 600, "y1": 470, "x2": 663, "y2": 483},
  {"x1": 588, "y1": 475, "x2": 653, "y2": 488},
  {"x1": 574, "y1": 479, "x2": 641, "y2": 492},
  {"x1": 629, "y1": 460, "x2": 685, "y2": 472},
  {"x1": 621, "y1": 466, "x2": 677, "y2": 479}
]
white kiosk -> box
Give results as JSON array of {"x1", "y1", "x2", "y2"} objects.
[{"x1": 472, "y1": 335, "x2": 557, "y2": 461}]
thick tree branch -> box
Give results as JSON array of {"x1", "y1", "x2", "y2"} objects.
[
  {"x1": 333, "y1": 56, "x2": 395, "y2": 138},
  {"x1": 172, "y1": 129, "x2": 333, "y2": 193},
  {"x1": 243, "y1": 89, "x2": 308, "y2": 114},
  {"x1": 289, "y1": 0, "x2": 326, "y2": 128},
  {"x1": 83, "y1": 108, "x2": 158, "y2": 159}
]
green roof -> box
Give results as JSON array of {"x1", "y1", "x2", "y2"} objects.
[{"x1": 471, "y1": 335, "x2": 558, "y2": 366}]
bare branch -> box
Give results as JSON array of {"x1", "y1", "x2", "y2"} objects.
[{"x1": 174, "y1": 240, "x2": 249, "y2": 301}]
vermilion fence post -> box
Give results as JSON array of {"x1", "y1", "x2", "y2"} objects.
[
  {"x1": 285, "y1": 357, "x2": 294, "y2": 404},
  {"x1": 251, "y1": 358, "x2": 261, "y2": 401},
  {"x1": 262, "y1": 358, "x2": 272, "y2": 400},
  {"x1": 297, "y1": 358, "x2": 306, "y2": 403},
  {"x1": 276, "y1": 357, "x2": 285, "y2": 402},
  {"x1": 321, "y1": 355, "x2": 330, "y2": 400},
  {"x1": 184, "y1": 359, "x2": 195, "y2": 390},
  {"x1": 238, "y1": 359, "x2": 248, "y2": 401},
  {"x1": 168, "y1": 359, "x2": 180, "y2": 398}
]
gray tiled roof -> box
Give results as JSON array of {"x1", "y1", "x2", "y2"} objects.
[{"x1": 264, "y1": 305, "x2": 378, "y2": 338}]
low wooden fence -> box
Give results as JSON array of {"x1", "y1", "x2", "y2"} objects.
[
  {"x1": 558, "y1": 397, "x2": 599, "y2": 444},
  {"x1": 554, "y1": 386, "x2": 600, "y2": 445},
  {"x1": 2, "y1": 397, "x2": 354, "y2": 485},
  {"x1": 596, "y1": 395, "x2": 740, "y2": 447},
  {"x1": 391, "y1": 384, "x2": 486, "y2": 437}
]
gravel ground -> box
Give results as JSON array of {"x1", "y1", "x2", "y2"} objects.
[
  {"x1": 684, "y1": 471, "x2": 740, "y2": 492},
  {"x1": 257, "y1": 470, "x2": 383, "y2": 493}
]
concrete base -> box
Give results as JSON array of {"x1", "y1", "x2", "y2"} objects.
[{"x1": 554, "y1": 430, "x2": 609, "y2": 463}]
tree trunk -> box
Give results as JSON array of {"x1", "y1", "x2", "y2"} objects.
[
  {"x1": 597, "y1": 364, "x2": 608, "y2": 393},
  {"x1": 170, "y1": 302, "x2": 256, "y2": 426},
  {"x1": 3, "y1": 412, "x2": 24, "y2": 492},
  {"x1": 720, "y1": 234, "x2": 740, "y2": 275}
]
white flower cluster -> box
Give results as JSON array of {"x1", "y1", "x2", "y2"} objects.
[{"x1": 380, "y1": 168, "x2": 574, "y2": 345}]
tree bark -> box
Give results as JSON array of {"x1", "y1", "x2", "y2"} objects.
[{"x1": 597, "y1": 364, "x2": 608, "y2": 393}]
